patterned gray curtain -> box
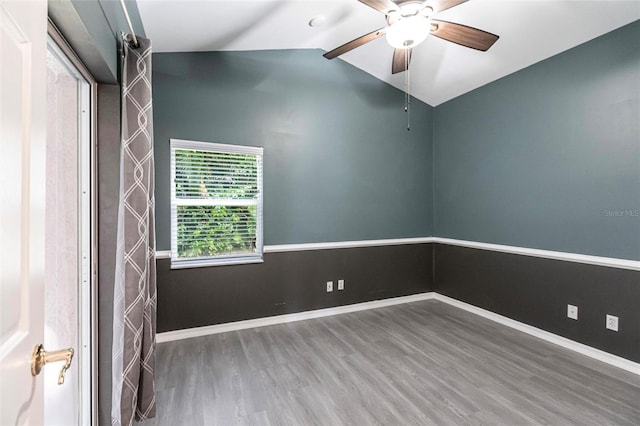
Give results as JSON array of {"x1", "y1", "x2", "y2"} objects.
[{"x1": 112, "y1": 35, "x2": 156, "y2": 426}]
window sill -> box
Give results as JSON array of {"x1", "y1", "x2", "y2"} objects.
[{"x1": 170, "y1": 256, "x2": 264, "y2": 270}]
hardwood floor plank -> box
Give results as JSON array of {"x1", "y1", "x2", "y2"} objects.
[{"x1": 150, "y1": 300, "x2": 640, "y2": 425}]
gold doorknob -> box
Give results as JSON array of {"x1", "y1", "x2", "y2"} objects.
[{"x1": 31, "y1": 344, "x2": 74, "y2": 385}]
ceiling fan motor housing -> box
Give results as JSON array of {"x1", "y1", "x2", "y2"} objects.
[{"x1": 386, "y1": 1, "x2": 433, "y2": 49}]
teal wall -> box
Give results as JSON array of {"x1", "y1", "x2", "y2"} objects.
[
  {"x1": 434, "y1": 21, "x2": 640, "y2": 260},
  {"x1": 152, "y1": 20, "x2": 640, "y2": 259},
  {"x1": 152, "y1": 49, "x2": 435, "y2": 249}
]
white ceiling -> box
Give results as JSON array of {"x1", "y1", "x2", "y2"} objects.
[{"x1": 137, "y1": 0, "x2": 639, "y2": 106}]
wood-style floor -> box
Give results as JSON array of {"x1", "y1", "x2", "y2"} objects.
[{"x1": 149, "y1": 300, "x2": 640, "y2": 425}]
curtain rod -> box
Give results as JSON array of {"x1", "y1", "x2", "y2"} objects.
[{"x1": 119, "y1": 0, "x2": 139, "y2": 48}]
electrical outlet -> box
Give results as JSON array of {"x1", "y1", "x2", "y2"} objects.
[
  {"x1": 606, "y1": 314, "x2": 618, "y2": 332},
  {"x1": 326, "y1": 281, "x2": 333, "y2": 292},
  {"x1": 567, "y1": 304, "x2": 578, "y2": 320},
  {"x1": 338, "y1": 279, "x2": 345, "y2": 290}
]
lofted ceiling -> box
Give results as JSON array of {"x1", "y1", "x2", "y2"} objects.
[{"x1": 137, "y1": 0, "x2": 639, "y2": 106}]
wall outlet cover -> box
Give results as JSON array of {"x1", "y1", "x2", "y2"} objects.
[
  {"x1": 326, "y1": 281, "x2": 333, "y2": 292},
  {"x1": 606, "y1": 314, "x2": 618, "y2": 332},
  {"x1": 567, "y1": 304, "x2": 578, "y2": 320}
]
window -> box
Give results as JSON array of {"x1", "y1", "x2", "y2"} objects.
[{"x1": 170, "y1": 139, "x2": 263, "y2": 268}]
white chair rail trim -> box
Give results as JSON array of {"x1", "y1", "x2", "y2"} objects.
[{"x1": 156, "y1": 237, "x2": 640, "y2": 271}]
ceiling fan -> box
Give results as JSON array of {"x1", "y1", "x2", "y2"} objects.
[{"x1": 323, "y1": 0, "x2": 499, "y2": 74}]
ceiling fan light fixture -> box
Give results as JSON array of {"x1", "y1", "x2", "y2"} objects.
[{"x1": 385, "y1": 15, "x2": 431, "y2": 49}]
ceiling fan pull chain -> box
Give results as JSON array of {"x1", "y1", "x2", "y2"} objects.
[
  {"x1": 406, "y1": 53, "x2": 411, "y2": 131},
  {"x1": 404, "y1": 48, "x2": 408, "y2": 114}
]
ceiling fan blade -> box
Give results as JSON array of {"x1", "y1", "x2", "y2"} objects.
[
  {"x1": 323, "y1": 27, "x2": 387, "y2": 59},
  {"x1": 392, "y1": 48, "x2": 412, "y2": 74},
  {"x1": 430, "y1": 20, "x2": 499, "y2": 51},
  {"x1": 428, "y1": 0, "x2": 469, "y2": 14},
  {"x1": 358, "y1": 0, "x2": 400, "y2": 14}
]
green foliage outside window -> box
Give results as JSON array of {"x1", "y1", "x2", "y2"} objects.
[{"x1": 174, "y1": 149, "x2": 259, "y2": 258}]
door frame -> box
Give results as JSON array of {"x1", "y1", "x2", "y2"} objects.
[{"x1": 47, "y1": 20, "x2": 98, "y2": 425}]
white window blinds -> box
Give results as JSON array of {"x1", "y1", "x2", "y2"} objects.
[{"x1": 170, "y1": 139, "x2": 263, "y2": 268}]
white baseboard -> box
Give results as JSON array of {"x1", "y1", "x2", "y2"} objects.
[
  {"x1": 156, "y1": 292, "x2": 437, "y2": 343},
  {"x1": 155, "y1": 292, "x2": 640, "y2": 376},
  {"x1": 432, "y1": 294, "x2": 640, "y2": 376}
]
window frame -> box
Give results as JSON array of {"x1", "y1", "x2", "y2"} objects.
[{"x1": 169, "y1": 138, "x2": 264, "y2": 269}]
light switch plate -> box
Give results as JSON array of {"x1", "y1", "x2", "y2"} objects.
[
  {"x1": 606, "y1": 314, "x2": 618, "y2": 331},
  {"x1": 567, "y1": 304, "x2": 578, "y2": 320}
]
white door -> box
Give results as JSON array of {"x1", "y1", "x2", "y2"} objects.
[{"x1": 0, "y1": 0, "x2": 48, "y2": 425}]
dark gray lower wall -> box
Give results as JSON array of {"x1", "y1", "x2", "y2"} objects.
[
  {"x1": 434, "y1": 243, "x2": 640, "y2": 363},
  {"x1": 97, "y1": 84, "x2": 120, "y2": 426},
  {"x1": 156, "y1": 244, "x2": 433, "y2": 332}
]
